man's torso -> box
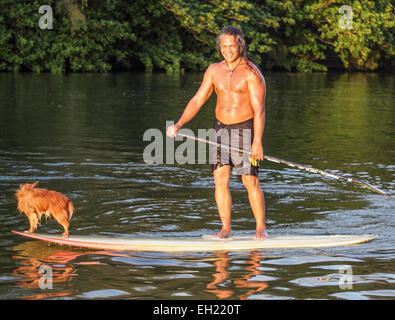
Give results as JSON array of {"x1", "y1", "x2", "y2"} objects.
[{"x1": 211, "y1": 60, "x2": 257, "y2": 125}]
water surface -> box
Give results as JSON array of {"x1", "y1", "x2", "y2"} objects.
[{"x1": 0, "y1": 71, "x2": 394, "y2": 300}]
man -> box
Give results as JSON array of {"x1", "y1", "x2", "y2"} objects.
[{"x1": 167, "y1": 26, "x2": 267, "y2": 239}]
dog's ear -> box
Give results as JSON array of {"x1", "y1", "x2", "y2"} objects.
[{"x1": 32, "y1": 181, "x2": 39, "y2": 188}]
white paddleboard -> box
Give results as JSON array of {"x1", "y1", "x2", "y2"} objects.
[{"x1": 11, "y1": 230, "x2": 376, "y2": 252}]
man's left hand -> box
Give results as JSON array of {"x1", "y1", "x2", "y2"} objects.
[{"x1": 251, "y1": 141, "x2": 264, "y2": 162}]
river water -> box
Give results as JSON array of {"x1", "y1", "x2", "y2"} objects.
[{"x1": 0, "y1": 71, "x2": 393, "y2": 300}]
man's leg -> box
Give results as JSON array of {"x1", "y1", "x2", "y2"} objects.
[
  {"x1": 241, "y1": 175, "x2": 267, "y2": 239},
  {"x1": 212, "y1": 165, "x2": 232, "y2": 238}
]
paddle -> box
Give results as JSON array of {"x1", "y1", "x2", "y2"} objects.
[{"x1": 177, "y1": 132, "x2": 393, "y2": 199}]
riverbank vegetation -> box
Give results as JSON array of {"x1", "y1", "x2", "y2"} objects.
[{"x1": 0, "y1": 0, "x2": 393, "y2": 73}]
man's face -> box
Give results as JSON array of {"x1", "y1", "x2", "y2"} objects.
[{"x1": 220, "y1": 34, "x2": 240, "y2": 63}]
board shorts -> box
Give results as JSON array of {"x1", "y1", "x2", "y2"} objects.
[{"x1": 210, "y1": 118, "x2": 259, "y2": 177}]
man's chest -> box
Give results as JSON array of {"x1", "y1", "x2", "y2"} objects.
[{"x1": 212, "y1": 69, "x2": 249, "y2": 94}]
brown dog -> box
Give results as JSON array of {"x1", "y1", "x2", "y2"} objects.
[{"x1": 15, "y1": 181, "x2": 74, "y2": 237}]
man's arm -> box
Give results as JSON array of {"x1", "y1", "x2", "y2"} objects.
[
  {"x1": 167, "y1": 65, "x2": 215, "y2": 137},
  {"x1": 247, "y1": 67, "x2": 266, "y2": 161}
]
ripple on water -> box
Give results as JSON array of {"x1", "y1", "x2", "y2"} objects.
[
  {"x1": 331, "y1": 290, "x2": 395, "y2": 300},
  {"x1": 77, "y1": 289, "x2": 130, "y2": 299}
]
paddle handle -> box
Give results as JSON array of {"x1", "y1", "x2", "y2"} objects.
[{"x1": 177, "y1": 132, "x2": 393, "y2": 199}]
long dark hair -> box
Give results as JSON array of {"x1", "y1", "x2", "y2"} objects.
[
  {"x1": 216, "y1": 25, "x2": 258, "y2": 75},
  {"x1": 216, "y1": 25, "x2": 247, "y2": 60}
]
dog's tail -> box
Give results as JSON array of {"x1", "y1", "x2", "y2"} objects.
[{"x1": 67, "y1": 200, "x2": 74, "y2": 220}]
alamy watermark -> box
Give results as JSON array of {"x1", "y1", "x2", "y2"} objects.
[
  {"x1": 38, "y1": 264, "x2": 53, "y2": 290},
  {"x1": 143, "y1": 121, "x2": 253, "y2": 166},
  {"x1": 36, "y1": 5, "x2": 353, "y2": 32},
  {"x1": 38, "y1": 5, "x2": 53, "y2": 30},
  {"x1": 339, "y1": 5, "x2": 353, "y2": 30},
  {"x1": 37, "y1": 262, "x2": 353, "y2": 291},
  {"x1": 338, "y1": 265, "x2": 353, "y2": 289}
]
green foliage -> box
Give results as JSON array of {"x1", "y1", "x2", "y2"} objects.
[
  {"x1": 0, "y1": 0, "x2": 393, "y2": 73},
  {"x1": 288, "y1": 0, "x2": 395, "y2": 71},
  {"x1": 0, "y1": 0, "x2": 136, "y2": 73}
]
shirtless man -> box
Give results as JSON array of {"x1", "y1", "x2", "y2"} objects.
[{"x1": 167, "y1": 26, "x2": 267, "y2": 239}]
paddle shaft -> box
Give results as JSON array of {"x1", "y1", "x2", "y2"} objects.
[{"x1": 177, "y1": 132, "x2": 393, "y2": 199}]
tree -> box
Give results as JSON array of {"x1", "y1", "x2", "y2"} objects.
[{"x1": 0, "y1": 0, "x2": 393, "y2": 73}]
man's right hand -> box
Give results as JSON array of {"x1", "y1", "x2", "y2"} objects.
[{"x1": 166, "y1": 124, "x2": 181, "y2": 138}]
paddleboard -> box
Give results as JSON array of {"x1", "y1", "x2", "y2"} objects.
[{"x1": 11, "y1": 230, "x2": 376, "y2": 252}]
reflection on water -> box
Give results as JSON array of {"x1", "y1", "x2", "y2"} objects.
[
  {"x1": 10, "y1": 238, "x2": 395, "y2": 300},
  {"x1": 206, "y1": 252, "x2": 234, "y2": 299},
  {"x1": 12, "y1": 241, "x2": 272, "y2": 300},
  {"x1": 233, "y1": 252, "x2": 269, "y2": 300},
  {"x1": 1, "y1": 72, "x2": 394, "y2": 300},
  {"x1": 205, "y1": 251, "x2": 271, "y2": 300}
]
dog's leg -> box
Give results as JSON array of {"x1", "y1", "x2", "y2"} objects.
[
  {"x1": 27, "y1": 212, "x2": 38, "y2": 233},
  {"x1": 61, "y1": 222, "x2": 69, "y2": 238},
  {"x1": 53, "y1": 213, "x2": 70, "y2": 238}
]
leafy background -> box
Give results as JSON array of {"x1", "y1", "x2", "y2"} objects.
[{"x1": 0, "y1": 0, "x2": 393, "y2": 73}]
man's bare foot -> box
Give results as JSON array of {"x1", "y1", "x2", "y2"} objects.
[
  {"x1": 211, "y1": 229, "x2": 232, "y2": 238},
  {"x1": 253, "y1": 229, "x2": 268, "y2": 240}
]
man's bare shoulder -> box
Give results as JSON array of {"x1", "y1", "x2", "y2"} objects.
[
  {"x1": 206, "y1": 61, "x2": 224, "y2": 73},
  {"x1": 202, "y1": 62, "x2": 224, "y2": 83},
  {"x1": 245, "y1": 61, "x2": 264, "y2": 83}
]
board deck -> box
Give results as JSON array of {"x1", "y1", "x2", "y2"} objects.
[{"x1": 11, "y1": 230, "x2": 377, "y2": 252}]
